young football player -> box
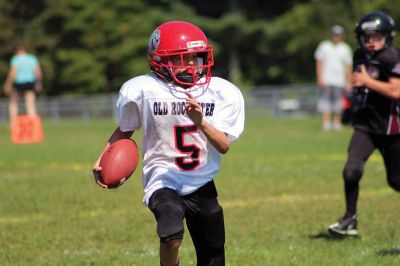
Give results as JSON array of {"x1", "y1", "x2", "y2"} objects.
[
  {"x1": 93, "y1": 21, "x2": 245, "y2": 265},
  {"x1": 328, "y1": 11, "x2": 400, "y2": 236}
]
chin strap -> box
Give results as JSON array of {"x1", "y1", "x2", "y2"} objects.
[
  {"x1": 175, "y1": 72, "x2": 194, "y2": 83},
  {"x1": 176, "y1": 70, "x2": 204, "y2": 84},
  {"x1": 151, "y1": 67, "x2": 173, "y2": 83}
]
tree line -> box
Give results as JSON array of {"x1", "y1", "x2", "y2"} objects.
[{"x1": 0, "y1": 0, "x2": 399, "y2": 95}]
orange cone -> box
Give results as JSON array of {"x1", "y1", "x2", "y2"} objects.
[{"x1": 11, "y1": 115, "x2": 44, "y2": 144}]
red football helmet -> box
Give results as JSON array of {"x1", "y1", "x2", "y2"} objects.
[{"x1": 148, "y1": 21, "x2": 214, "y2": 87}]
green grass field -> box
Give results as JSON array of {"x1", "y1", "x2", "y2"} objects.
[{"x1": 1, "y1": 115, "x2": 399, "y2": 265}]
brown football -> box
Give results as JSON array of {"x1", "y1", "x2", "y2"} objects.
[{"x1": 99, "y1": 139, "x2": 139, "y2": 188}]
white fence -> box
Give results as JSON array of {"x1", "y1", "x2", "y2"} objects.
[
  {"x1": 248, "y1": 83, "x2": 319, "y2": 117},
  {"x1": 0, "y1": 94, "x2": 119, "y2": 122},
  {"x1": 0, "y1": 84, "x2": 320, "y2": 122}
]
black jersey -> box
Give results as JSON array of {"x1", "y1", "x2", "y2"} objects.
[{"x1": 352, "y1": 47, "x2": 400, "y2": 135}]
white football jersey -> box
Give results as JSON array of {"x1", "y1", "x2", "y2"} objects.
[{"x1": 117, "y1": 74, "x2": 245, "y2": 205}]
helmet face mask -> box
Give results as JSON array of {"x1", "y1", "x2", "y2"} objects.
[
  {"x1": 355, "y1": 11, "x2": 395, "y2": 51},
  {"x1": 148, "y1": 21, "x2": 214, "y2": 87},
  {"x1": 360, "y1": 32, "x2": 385, "y2": 43},
  {"x1": 359, "y1": 32, "x2": 386, "y2": 52}
]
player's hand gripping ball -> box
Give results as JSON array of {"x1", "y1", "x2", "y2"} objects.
[{"x1": 99, "y1": 139, "x2": 139, "y2": 188}]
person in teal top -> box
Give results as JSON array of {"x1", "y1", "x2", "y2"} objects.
[
  {"x1": 3, "y1": 45, "x2": 43, "y2": 124},
  {"x1": 12, "y1": 53, "x2": 39, "y2": 84}
]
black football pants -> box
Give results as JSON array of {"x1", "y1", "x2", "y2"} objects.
[
  {"x1": 149, "y1": 181, "x2": 225, "y2": 266},
  {"x1": 342, "y1": 129, "x2": 400, "y2": 216}
]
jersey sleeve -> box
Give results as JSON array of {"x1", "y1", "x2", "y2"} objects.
[
  {"x1": 211, "y1": 84, "x2": 245, "y2": 143},
  {"x1": 371, "y1": 47, "x2": 400, "y2": 78},
  {"x1": 385, "y1": 48, "x2": 400, "y2": 78},
  {"x1": 116, "y1": 81, "x2": 142, "y2": 132}
]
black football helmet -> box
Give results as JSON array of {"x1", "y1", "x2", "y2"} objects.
[{"x1": 354, "y1": 11, "x2": 395, "y2": 49}]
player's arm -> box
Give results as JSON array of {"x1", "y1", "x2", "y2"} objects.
[
  {"x1": 92, "y1": 127, "x2": 133, "y2": 188},
  {"x1": 352, "y1": 64, "x2": 400, "y2": 100},
  {"x1": 185, "y1": 92, "x2": 230, "y2": 154},
  {"x1": 316, "y1": 59, "x2": 325, "y2": 88},
  {"x1": 3, "y1": 66, "x2": 17, "y2": 95},
  {"x1": 34, "y1": 63, "x2": 43, "y2": 93}
]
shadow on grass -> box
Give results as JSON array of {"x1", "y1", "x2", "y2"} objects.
[
  {"x1": 308, "y1": 231, "x2": 360, "y2": 241},
  {"x1": 376, "y1": 247, "x2": 400, "y2": 256}
]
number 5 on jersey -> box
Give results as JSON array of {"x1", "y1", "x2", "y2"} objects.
[{"x1": 174, "y1": 125, "x2": 200, "y2": 171}]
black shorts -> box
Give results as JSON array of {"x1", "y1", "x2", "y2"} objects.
[
  {"x1": 148, "y1": 181, "x2": 225, "y2": 265},
  {"x1": 14, "y1": 82, "x2": 35, "y2": 95}
]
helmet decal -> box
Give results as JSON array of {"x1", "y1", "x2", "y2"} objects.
[
  {"x1": 186, "y1": 40, "x2": 207, "y2": 49},
  {"x1": 361, "y1": 20, "x2": 381, "y2": 31},
  {"x1": 148, "y1": 29, "x2": 161, "y2": 53}
]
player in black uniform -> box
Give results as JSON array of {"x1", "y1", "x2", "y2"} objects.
[{"x1": 328, "y1": 11, "x2": 400, "y2": 236}]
